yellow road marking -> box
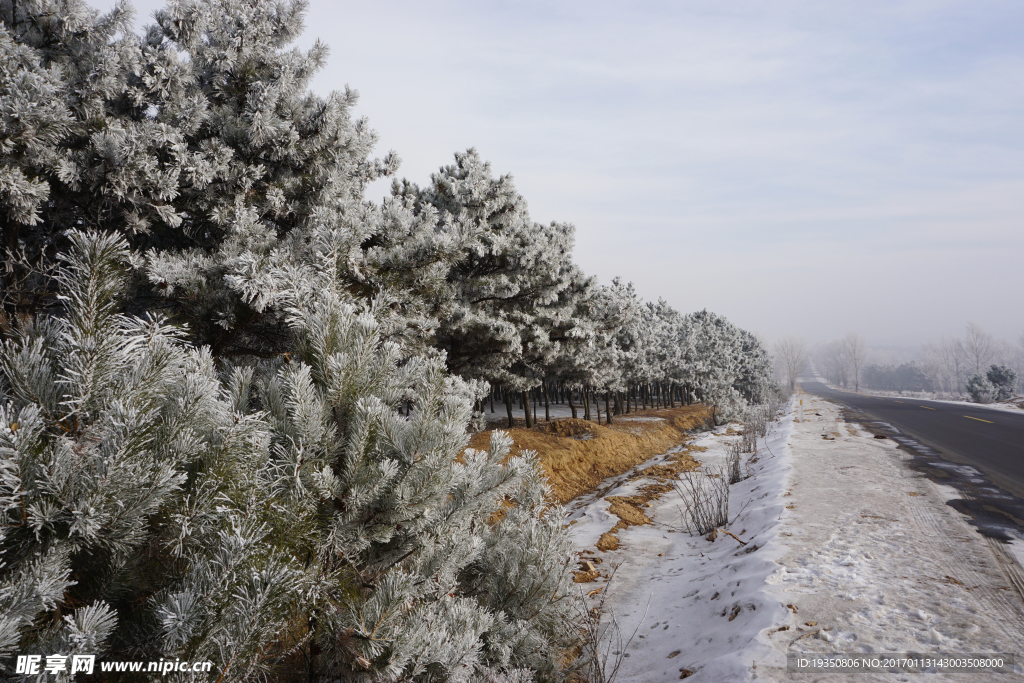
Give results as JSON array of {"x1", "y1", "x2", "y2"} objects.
[
  {"x1": 919, "y1": 406, "x2": 936, "y2": 410},
  {"x1": 964, "y1": 415, "x2": 994, "y2": 424},
  {"x1": 894, "y1": 400, "x2": 904, "y2": 403}
]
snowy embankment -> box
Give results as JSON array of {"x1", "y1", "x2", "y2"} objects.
[
  {"x1": 860, "y1": 390, "x2": 1024, "y2": 414},
  {"x1": 812, "y1": 371, "x2": 1024, "y2": 414},
  {"x1": 567, "y1": 404, "x2": 796, "y2": 681},
  {"x1": 568, "y1": 395, "x2": 1024, "y2": 682}
]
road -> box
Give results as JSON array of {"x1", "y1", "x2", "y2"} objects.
[{"x1": 799, "y1": 376, "x2": 1024, "y2": 504}]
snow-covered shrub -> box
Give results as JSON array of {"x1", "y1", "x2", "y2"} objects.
[
  {"x1": 966, "y1": 374, "x2": 995, "y2": 404},
  {"x1": 742, "y1": 408, "x2": 765, "y2": 451},
  {"x1": 986, "y1": 364, "x2": 1017, "y2": 401},
  {"x1": 269, "y1": 281, "x2": 579, "y2": 680}
]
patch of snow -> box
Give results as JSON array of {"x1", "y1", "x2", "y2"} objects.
[
  {"x1": 567, "y1": 394, "x2": 1024, "y2": 681},
  {"x1": 760, "y1": 395, "x2": 1024, "y2": 681},
  {"x1": 568, "y1": 402, "x2": 796, "y2": 681},
  {"x1": 815, "y1": 379, "x2": 1024, "y2": 415},
  {"x1": 930, "y1": 482, "x2": 964, "y2": 504}
]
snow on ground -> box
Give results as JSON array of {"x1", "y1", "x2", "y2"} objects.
[
  {"x1": 567, "y1": 395, "x2": 1024, "y2": 682},
  {"x1": 484, "y1": 401, "x2": 576, "y2": 424},
  {"x1": 567, "y1": 407, "x2": 795, "y2": 682},
  {"x1": 860, "y1": 389, "x2": 1024, "y2": 415},
  {"x1": 759, "y1": 395, "x2": 1024, "y2": 682},
  {"x1": 1011, "y1": 541, "x2": 1024, "y2": 580},
  {"x1": 810, "y1": 370, "x2": 1024, "y2": 414}
]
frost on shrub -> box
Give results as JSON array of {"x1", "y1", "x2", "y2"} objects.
[
  {"x1": 966, "y1": 374, "x2": 995, "y2": 404},
  {"x1": 986, "y1": 364, "x2": 1018, "y2": 402}
]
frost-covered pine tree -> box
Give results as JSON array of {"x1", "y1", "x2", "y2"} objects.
[
  {"x1": 1, "y1": 0, "x2": 142, "y2": 330},
  {"x1": 966, "y1": 373, "x2": 995, "y2": 403},
  {"x1": 141, "y1": 0, "x2": 398, "y2": 355},
  {"x1": 2, "y1": 1, "x2": 584, "y2": 677},
  {"x1": 0, "y1": 0, "x2": 397, "y2": 353},
  {"x1": 2, "y1": 232, "x2": 580, "y2": 681},
  {"x1": 985, "y1": 364, "x2": 1017, "y2": 402},
  {"x1": 403, "y1": 150, "x2": 578, "y2": 424},
  {"x1": 545, "y1": 278, "x2": 639, "y2": 422},
  {"x1": 682, "y1": 309, "x2": 746, "y2": 422},
  {"x1": 620, "y1": 300, "x2": 774, "y2": 421},
  {"x1": 0, "y1": 231, "x2": 271, "y2": 668}
]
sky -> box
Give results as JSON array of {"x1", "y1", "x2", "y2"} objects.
[{"x1": 106, "y1": 0, "x2": 1024, "y2": 349}]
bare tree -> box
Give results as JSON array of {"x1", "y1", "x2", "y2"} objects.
[
  {"x1": 774, "y1": 336, "x2": 808, "y2": 391},
  {"x1": 821, "y1": 339, "x2": 849, "y2": 387},
  {"x1": 842, "y1": 331, "x2": 867, "y2": 391},
  {"x1": 962, "y1": 322, "x2": 996, "y2": 376}
]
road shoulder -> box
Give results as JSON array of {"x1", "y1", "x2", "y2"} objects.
[{"x1": 758, "y1": 394, "x2": 1024, "y2": 682}]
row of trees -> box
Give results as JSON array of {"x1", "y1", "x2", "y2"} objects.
[
  {"x1": 0, "y1": 0, "x2": 776, "y2": 680},
  {"x1": 861, "y1": 363, "x2": 932, "y2": 392},
  {"x1": 813, "y1": 332, "x2": 867, "y2": 391},
  {"x1": 488, "y1": 301, "x2": 776, "y2": 428},
  {"x1": 919, "y1": 323, "x2": 1024, "y2": 398},
  {"x1": 809, "y1": 323, "x2": 1023, "y2": 403}
]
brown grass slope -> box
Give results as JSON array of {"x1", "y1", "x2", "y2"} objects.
[{"x1": 466, "y1": 405, "x2": 711, "y2": 505}]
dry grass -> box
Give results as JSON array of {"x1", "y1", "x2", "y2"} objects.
[
  {"x1": 596, "y1": 523, "x2": 627, "y2": 552},
  {"x1": 469, "y1": 405, "x2": 710, "y2": 557},
  {"x1": 605, "y1": 496, "x2": 654, "y2": 526},
  {"x1": 573, "y1": 569, "x2": 602, "y2": 583},
  {"x1": 467, "y1": 405, "x2": 711, "y2": 505}
]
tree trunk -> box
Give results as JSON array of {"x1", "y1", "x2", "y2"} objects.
[
  {"x1": 568, "y1": 389, "x2": 578, "y2": 419},
  {"x1": 583, "y1": 388, "x2": 591, "y2": 421},
  {"x1": 605, "y1": 391, "x2": 613, "y2": 425},
  {"x1": 521, "y1": 390, "x2": 533, "y2": 428},
  {"x1": 543, "y1": 381, "x2": 550, "y2": 422},
  {"x1": 505, "y1": 387, "x2": 514, "y2": 428}
]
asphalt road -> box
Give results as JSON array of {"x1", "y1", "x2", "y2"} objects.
[{"x1": 799, "y1": 376, "x2": 1024, "y2": 503}]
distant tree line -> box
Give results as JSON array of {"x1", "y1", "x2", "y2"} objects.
[
  {"x1": 813, "y1": 331, "x2": 867, "y2": 391},
  {"x1": 811, "y1": 323, "x2": 1023, "y2": 404},
  {"x1": 861, "y1": 363, "x2": 932, "y2": 392},
  {"x1": 920, "y1": 323, "x2": 1024, "y2": 399}
]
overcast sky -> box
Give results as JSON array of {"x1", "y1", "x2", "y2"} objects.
[{"x1": 112, "y1": 0, "x2": 1024, "y2": 349}]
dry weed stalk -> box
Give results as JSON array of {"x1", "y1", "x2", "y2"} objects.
[
  {"x1": 726, "y1": 440, "x2": 743, "y2": 484},
  {"x1": 673, "y1": 466, "x2": 729, "y2": 536},
  {"x1": 573, "y1": 565, "x2": 650, "y2": 683}
]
